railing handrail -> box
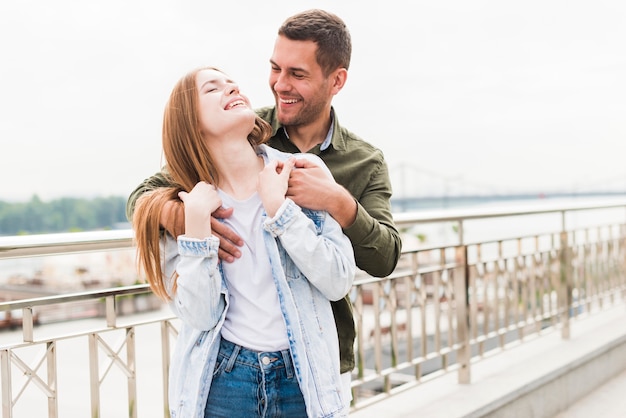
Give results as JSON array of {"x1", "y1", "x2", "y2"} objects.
[
  {"x1": 2, "y1": 197, "x2": 626, "y2": 259},
  {"x1": 392, "y1": 196, "x2": 626, "y2": 227},
  {"x1": 0, "y1": 284, "x2": 152, "y2": 312},
  {"x1": 0, "y1": 229, "x2": 134, "y2": 259}
]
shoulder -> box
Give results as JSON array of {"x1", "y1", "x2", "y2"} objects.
[
  {"x1": 293, "y1": 152, "x2": 325, "y2": 166},
  {"x1": 258, "y1": 143, "x2": 291, "y2": 161},
  {"x1": 293, "y1": 153, "x2": 333, "y2": 179},
  {"x1": 333, "y1": 111, "x2": 386, "y2": 162},
  {"x1": 255, "y1": 106, "x2": 281, "y2": 137},
  {"x1": 336, "y1": 126, "x2": 387, "y2": 172},
  {"x1": 259, "y1": 145, "x2": 333, "y2": 179},
  {"x1": 255, "y1": 106, "x2": 275, "y2": 123},
  {"x1": 259, "y1": 143, "x2": 325, "y2": 166}
]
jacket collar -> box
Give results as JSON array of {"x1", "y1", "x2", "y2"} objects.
[{"x1": 257, "y1": 106, "x2": 347, "y2": 152}]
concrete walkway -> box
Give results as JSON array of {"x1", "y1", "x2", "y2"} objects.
[
  {"x1": 554, "y1": 367, "x2": 626, "y2": 417},
  {"x1": 350, "y1": 305, "x2": 626, "y2": 418}
]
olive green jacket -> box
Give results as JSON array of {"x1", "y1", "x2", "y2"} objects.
[{"x1": 126, "y1": 106, "x2": 402, "y2": 373}]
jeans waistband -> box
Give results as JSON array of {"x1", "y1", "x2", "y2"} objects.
[{"x1": 218, "y1": 338, "x2": 295, "y2": 378}]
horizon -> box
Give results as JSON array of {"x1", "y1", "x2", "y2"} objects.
[{"x1": 3, "y1": 188, "x2": 626, "y2": 205}]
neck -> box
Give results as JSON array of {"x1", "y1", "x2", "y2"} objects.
[
  {"x1": 212, "y1": 141, "x2": 264, "y2": 199},
  {"x1": 284, "y1": 113, "x2": 332, "y2": 152}
]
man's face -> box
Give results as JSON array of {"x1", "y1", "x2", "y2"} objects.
[{"x1": 269, "y1": 35, "x2": 333, "y2": 127}]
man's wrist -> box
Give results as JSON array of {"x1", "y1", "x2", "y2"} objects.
[{"x1": 328, "y1": 186, "x2": 357, "y2": 228}]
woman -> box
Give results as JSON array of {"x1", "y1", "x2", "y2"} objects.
[{"x1": 132, "y1": 67, "x2": 355, "y2": 418}]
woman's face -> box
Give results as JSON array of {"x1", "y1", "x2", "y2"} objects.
[{"x1": 196, "y1": 69, "x2": 255, "y2": 139}]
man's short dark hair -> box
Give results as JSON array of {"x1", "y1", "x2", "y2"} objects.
[{"x1": 278, "y1": 9, "x2": 352, "y2": 76}]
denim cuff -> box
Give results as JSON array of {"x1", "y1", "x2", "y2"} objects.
[
  {"x1": 263, "y1": 198, "x2": 299, "y2": 237},
  {"x1": 177, "y1": 236, "x2": 220, "y2": 257}
]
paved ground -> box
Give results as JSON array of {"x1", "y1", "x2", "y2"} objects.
[
  {"x1": 351, "y1": 306, "x2": 626, "y2": 418},
  {"x1": 3, "y1": 306, "x2": 624, "y2": 417},
  {"x1": 554, "y1": 367, "x2": 626, "y2": 418}
]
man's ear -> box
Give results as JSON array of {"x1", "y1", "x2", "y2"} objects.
[{"x1": 330, "y1": 68, "x2": 348, "y2": 95}]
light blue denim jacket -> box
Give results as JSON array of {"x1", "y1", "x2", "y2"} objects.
[{"x1": 162, "y1": 145, "x2": 356, "y2": 418}]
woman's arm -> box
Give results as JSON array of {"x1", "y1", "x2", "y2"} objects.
[
  {"x1": 258, "y1": 154, "x2": 355, "y2": 301},
  {"x1": 162, "y1": 182, "x2": 227, "y2": 330},
  {"x1": 263, "y1": 199, "x2": 356, "y2": 301},
  {"x1": 162, "y1": 234, "x2": 226, "y2": 330}
]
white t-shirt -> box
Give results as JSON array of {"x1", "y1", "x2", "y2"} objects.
[{"x1": 217, "y1": 190, "x2": 289, "y2": 352}]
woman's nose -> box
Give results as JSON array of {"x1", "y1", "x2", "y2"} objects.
[{"x1": 227, "y1": 83, "x2": 239, "y2": 95}]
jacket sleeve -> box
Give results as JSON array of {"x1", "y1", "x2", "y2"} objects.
[
  {"x1": 125, "y1": 170, "x2": 174, "y2": 222},
  {"x1": 343, "y1": 159, "x2": 402, "y2": 277},
  {"x1": 263, "y1": 199, "x2": 356, "y2": 301},
  {"x1": 162, "y1": 233, "x2": 226, "y2": 331}
]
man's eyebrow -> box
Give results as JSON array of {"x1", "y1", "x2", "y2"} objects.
[{"x1": 269, "y1": 60, "x2": 307, "y2": 74}]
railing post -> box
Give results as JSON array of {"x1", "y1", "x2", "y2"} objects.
[
  {"x1": 622, "y1": 224, "x2": 626, "y2": 301},
  {"x1": 455, "y1": 244, "x2": 471, "y2": 384},
  {"x1": 106, "y1": 296, "x2": 117, "y2": 328},
  {"x1": 88, "y1": 334, "x2": 100, "y2": 418},
  {"x1": 560, "y1": 211, "x2": 572, "y2": 339},
  {"x1": 46, "y1": 342, "x2": 58, "y2": 418},
  {"x1": 127, "y1": 328, "x2": 137, "y2": 418},
  {"x1": 1, "y1": 349, "x2": 12, "y2": 418},
  {"x1": 22, "y1": 307, "x2": 34, "y2": 343},
  {"x1": 160, "y1": 322, "x2": 171, "y2": 417}
]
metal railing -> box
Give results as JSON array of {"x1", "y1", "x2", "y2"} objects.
[{"x1": 1, "y1": 198, "x2": 626, "y2": 417}]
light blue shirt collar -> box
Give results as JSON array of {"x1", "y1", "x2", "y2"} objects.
[{"x1": 282, "y1": 110, "x2": 335, "y2": 151}]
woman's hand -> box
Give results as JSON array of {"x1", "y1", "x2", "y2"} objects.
[
  {"x1": 258, "y1": 157, "x2": 295, "y2": 217},
  {"x1": 178, "y1": 182, "x2": 222, "y2": 239}
]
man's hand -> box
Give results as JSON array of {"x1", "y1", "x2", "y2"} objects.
[
  {"x1": 287, "y1": 159, "x2": 357, "y2": 228},
  {"x1": 286, "y1": 159, "x2": 331, "y2": 210},
  {"x1": 160, "y1": 197, "x2": 243, "y2": 263},
  {"x1": 211, "y1": 206, "x2": 243, "y2": 262}
]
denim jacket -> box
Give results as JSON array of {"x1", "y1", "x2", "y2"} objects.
[{"x1": 162, "y1": 145, "x2": 356, "y2": 418}]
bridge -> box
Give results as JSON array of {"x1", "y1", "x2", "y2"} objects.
[{"x1": 1, "y1": 198, "x2": 625, "y2": 417}]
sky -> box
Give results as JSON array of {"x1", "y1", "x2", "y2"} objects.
[{"x1": 1, "y1": 0, "x2": 625, "y2": 202}]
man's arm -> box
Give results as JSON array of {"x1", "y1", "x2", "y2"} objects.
[
  {"x1": 126, "y1": 170, "x2": 243, "y2": 262},
  {"x1": 126, "y1": 171, "x2": 172, "y2": 222},
  {"x1": 339, "y1": 158, "x2": 401, "y2": 277},
  {"x1": 288, "y1": 159, "x2": 402, "y2": 277},
  {"x1": 342, "y1": 160, "x2": 401, "y2": 277}
]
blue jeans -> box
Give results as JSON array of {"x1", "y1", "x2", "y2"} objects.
[{"x1": 205, "y1": 337, "x2": 307, "y2": 417}]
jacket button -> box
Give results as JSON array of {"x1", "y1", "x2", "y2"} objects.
[{"x1": 262, "y1": 357, "x2": 270, "y2": 365}]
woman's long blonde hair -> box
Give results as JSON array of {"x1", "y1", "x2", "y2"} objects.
[{"x1": 133, "y1": 67, "x2": 272, "y2": 300}]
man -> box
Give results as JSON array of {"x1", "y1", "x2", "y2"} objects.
[{"x1": 127, "y1": 8, "x2": 402, "y2": 404}]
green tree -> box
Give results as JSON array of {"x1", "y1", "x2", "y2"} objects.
[{"x1": 0, "y1": 195, "x2": 129, "y2": 235}]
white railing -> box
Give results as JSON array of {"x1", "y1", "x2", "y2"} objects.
[{"x1": 1, "y1": 197, "x2": 626, "y2": 417}]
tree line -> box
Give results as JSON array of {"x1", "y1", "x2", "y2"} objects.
[{"x1": 0, "y1": 195, "x2": 129, "y2": 235}]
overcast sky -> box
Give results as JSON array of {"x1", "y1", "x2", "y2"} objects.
[{"x1": 1, "y1": 0, "x2": 625, "y2": 202}]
